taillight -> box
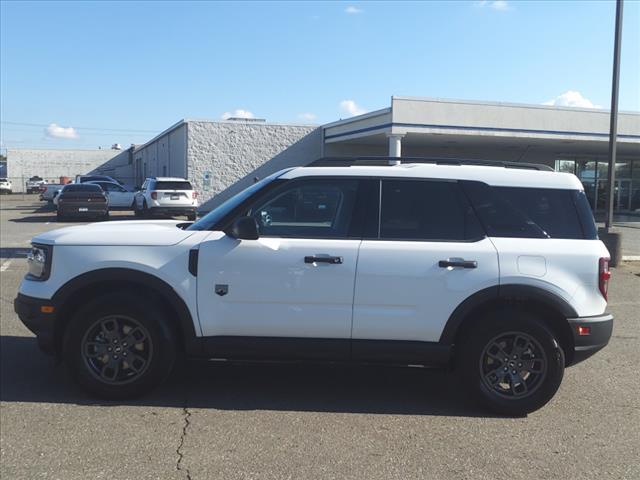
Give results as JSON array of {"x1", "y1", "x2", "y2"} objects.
[
  {"x1": 151, "y1": 191, "x2": 157, "y2": 200},
  {"x1": 192, "y1": 192, "x2": 198, "y2": 199},
  {"x1": 599, "y1": 257, "x2": 611, "y2": 300}
]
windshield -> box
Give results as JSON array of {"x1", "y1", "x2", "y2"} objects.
[{"x1": 187, "y1": 171, "x2": 285, "y2": 231}]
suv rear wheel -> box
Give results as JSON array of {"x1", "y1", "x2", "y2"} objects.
[
  {"x1": 64, "y1": 293, "x2": 177, "y2": 399},
  {"x1": 457, "y1": 309, "x2": 565, "y2": 416}
]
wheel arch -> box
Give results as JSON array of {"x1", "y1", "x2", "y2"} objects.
[
  {"x1": 440, "y1": 284, "x2": 577, "y2": 364},
  {"x1": 52, "y1": 268, "x2": 200, "y2": 357}
]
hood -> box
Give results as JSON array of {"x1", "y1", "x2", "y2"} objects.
[{"x1": 32, "y1": 220, "x2": 197, "y2": 246}]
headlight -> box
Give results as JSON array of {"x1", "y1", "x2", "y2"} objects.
[{"x1": 27, "y1": 244, "x2": 52, "y2": 281}]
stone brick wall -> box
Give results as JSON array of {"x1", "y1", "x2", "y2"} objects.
[
  {"x1": 187, "y1": 121, "x2": 322, "y2": 209},
  {"x1": 6, "y1": 149, "x2": 123, "y2": 192}
]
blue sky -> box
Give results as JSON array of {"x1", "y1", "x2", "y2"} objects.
[{"x1": 1, "y1": 0, "x2": 639, "y2": 150}]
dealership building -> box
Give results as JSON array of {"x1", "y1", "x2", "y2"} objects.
[{"x1": 7, "y1": 96, "x2": 640, "y2": 213}]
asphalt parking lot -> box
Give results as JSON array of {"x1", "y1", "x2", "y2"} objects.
[{"x1": 1, "y1": 196, "x2": 639, "y2": 480}]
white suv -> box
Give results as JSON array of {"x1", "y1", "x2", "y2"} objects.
[
  {"x1": 0, "y1": 177, "x2": 12, "y2": 194},
  {"x1": 134, "y1": 177, "x2": 198, "y2": 220},
  {"x1": 14, "y1": 158, "x2": 613, "y2": 415}
]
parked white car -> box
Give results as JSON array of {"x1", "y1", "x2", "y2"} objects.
[
  {"x1": 0, "y1": 178, "x2": 12, "y2": 194},
  {"x1": 134, "y1": 177, "x2": 198, "y2": 220},
  {"x1": 15, "y1": 158, "x2": 613, "y2": 415},
  {"x1": 86, "y1": 181, "x2": 135, "y2": 209},
  {"x1": 26, "y1": 176, "x2": 47, "y2": 194}
]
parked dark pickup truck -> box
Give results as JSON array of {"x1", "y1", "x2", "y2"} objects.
[{"x1": 56, "y1": 184, "x2": 109, "y2": 221}]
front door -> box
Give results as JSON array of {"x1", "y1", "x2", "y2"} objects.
[
  {"x1": 99, "y1": 182, "x2": 129, "y2": 207},
  {"x1": 196, "y1": 177, "x2": 366, "y2": 359}
]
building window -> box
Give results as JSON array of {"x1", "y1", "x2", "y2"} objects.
[
  {"x1": 562, "y1": 156, "x2": 640, "y2": 213},
  {"x1": 555, "y1": 159, "x2": 576, "y2": 174}
]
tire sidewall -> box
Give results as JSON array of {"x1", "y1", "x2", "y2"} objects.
[
  {"x1": 459, "y1": 310, "x2": 565, "y2": 416},
  {"x1": 64, "y1": 293, "x2": 177, "y2": 399}
]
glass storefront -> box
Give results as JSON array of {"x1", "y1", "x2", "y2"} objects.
[{"x1": 554, "y1": 157, "x2": 640, "y2": 214}]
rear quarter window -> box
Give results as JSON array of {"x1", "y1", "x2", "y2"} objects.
[{"x1": 462, "y1": 182, "x2": 596, "y2": 240}]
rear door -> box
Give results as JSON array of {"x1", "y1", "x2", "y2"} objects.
[{"x1": 352, "y1": 179, "x2": 499, "y2": 360}]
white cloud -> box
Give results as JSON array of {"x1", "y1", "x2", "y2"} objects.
[
  {"x1": 543, "y1": 91, "x2": 602, "y2": 109},
  {"x1": 221, "y1": 109, "x2": 255, "y2": 120},
  {"x1": 339, "y1": 99, "x2": 367, "y2": 117},
  {"x1": 298, "y1": 112, "x2": 317, "y2": 121},
  {"x1": 45, "y1": 123, "x2": 78, "y2": 139},
  {"x1": 477, "y1": 1, "x2": 510, "y2": 11},
  {"x1": 345, "y1": 6, "x2": 363, "y2": 14}
]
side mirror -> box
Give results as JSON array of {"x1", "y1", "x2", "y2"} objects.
[{"x1": 227, "y1": 216, "x2": 259, "y2": 240}]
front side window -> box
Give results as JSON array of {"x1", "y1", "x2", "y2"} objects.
[
  {"x1": 380, "y1": 180, "x2": 483, "y2": 241},
  {"x1": 99, "y1": 182, "x2": 120, "y2": 192},
  {"x1": 248, "y1": 179, "x2": 360, "y2": 238}
]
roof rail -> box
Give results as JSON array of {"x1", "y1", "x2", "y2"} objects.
[{"x1": 308, "y1": 156, "x2": 554, "y2": 171}]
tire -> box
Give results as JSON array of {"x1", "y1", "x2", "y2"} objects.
[
  {"x1": 187, "y1": 213, "x2": 196, "y2": 221},
  {"x1": 142, "y1": 200, "x2": 150, "y2": 218},
  {"x1": 100, "y1": 211, "x2": 110, "y2": 221},
  {"x1": 133, "y1": 200, "x2": 142, "y2": 217},
  {"x1": 56, "y1": 211, "x2": 65, "y2": 222},
  {"x1": 63, "y1": 292, "x2": 177, "y2": 399},
  {"x1": 457, "y1": 309, "x2": 565, "y2": 416}
]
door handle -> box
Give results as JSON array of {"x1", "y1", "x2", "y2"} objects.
[
  {"x1": 304, "y1": 255, "x2": 343, "y2": 265},
  {"x1": 438, "y1": 259, "x2": 477, "y2": 269}
]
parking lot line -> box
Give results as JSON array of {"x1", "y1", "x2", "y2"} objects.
[{"x1": 0, "y1": 258, "x2": 12, "y2": 272}]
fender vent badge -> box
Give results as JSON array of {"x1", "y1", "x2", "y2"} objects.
[{"x1": 215, "y1": 284, "x2": 228, "y2": 296}]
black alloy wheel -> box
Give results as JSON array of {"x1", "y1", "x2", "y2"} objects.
[
  {"x1": 64, "y1": 293, "x2": 177, "y2": 399},
  {"x1": 457, "y1": 310, "x2": 565, "y2": 416},
  {"x1": 81, "y1": 315, "x2": 153, "y2": 385},
  {"x1": 479, "y1": 331, "x2": 547, "y2": 399}
]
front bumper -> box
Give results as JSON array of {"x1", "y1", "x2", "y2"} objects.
[
  {"x1": 567, "y1": 313, "x2": 613, "y2": 365},
  {"x1": 14, "y1": 293, "x2": 57, "y2": 355}
]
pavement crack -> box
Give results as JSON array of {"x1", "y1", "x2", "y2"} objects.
[{"x1": 176, "y1": 405, "x2": 192, "y2": 480}]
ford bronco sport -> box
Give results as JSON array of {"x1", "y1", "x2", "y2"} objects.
[{"x1": 14, "y1": 158, "x2": 613, "y2": 415}]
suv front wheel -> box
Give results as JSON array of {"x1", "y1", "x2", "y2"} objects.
[
  {"x1": 64, "y1": 293, "x2": 177, "y2": 399},
  {"x1": 458, "y1": 310, "x2": 565, "y2": 416}
]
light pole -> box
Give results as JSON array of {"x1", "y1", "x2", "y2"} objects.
[{"x1": 605, "y1": 0, "x2": 624, "y2": 231}]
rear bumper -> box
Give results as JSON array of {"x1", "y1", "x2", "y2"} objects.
[
  {"x1": 58, "y1": 203, "x2": 108, "y2": 217},
  {"x1": 149, "y1": 206, "x2": 196, "y2": 217},
  {"x1": 14, "y1": 293, "x2": 57, "y2": 355},
  {"x1": 567, "y1": 313, "x2": 613, "y2": 365}
]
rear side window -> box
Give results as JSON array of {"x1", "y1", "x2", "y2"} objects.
[
  {"x1": 155, "y1": 181, "x2": 192, "y2": 190},
  {"x1": 462, "y1": 182, "x2": 596, "y2": 239},
  {"x1": 380, "y1": 180, "x2": 484, "y2": 241}
]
